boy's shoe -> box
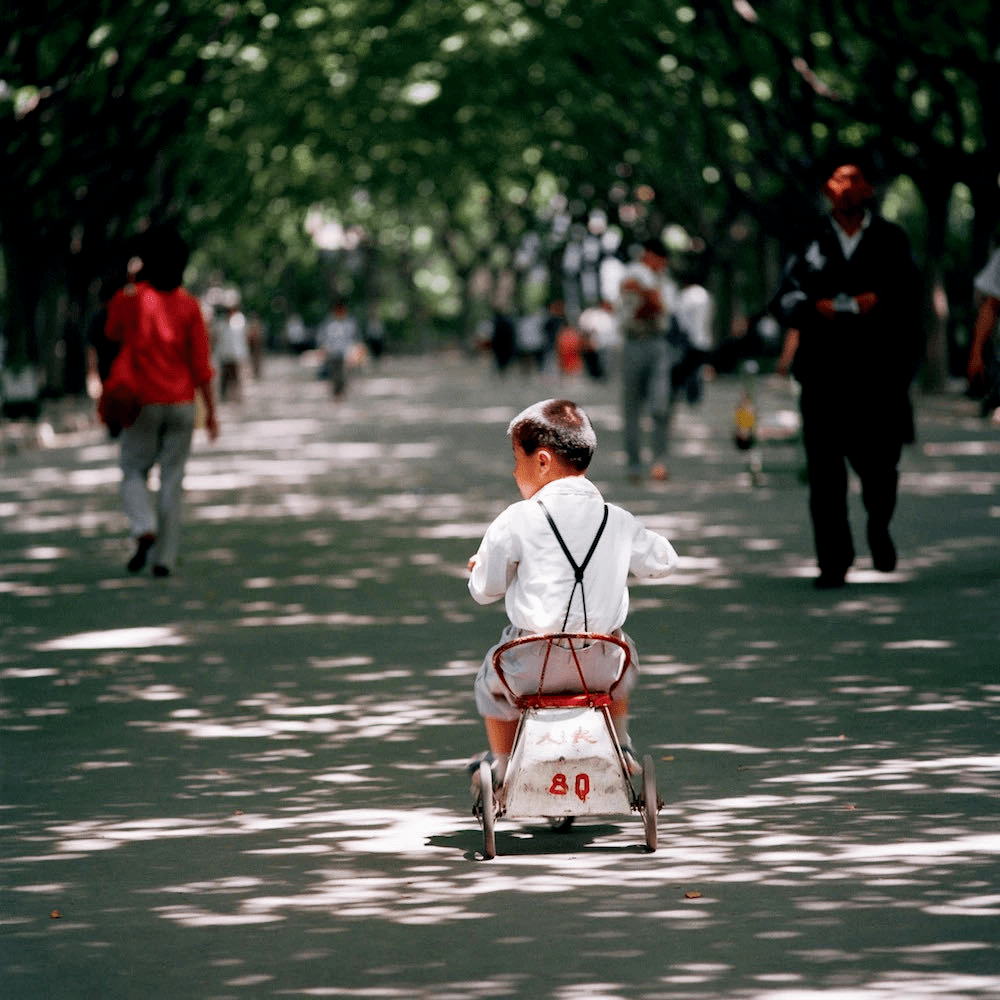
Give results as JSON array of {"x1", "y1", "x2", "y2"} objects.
[{"x1": 467, "y1": 751, "x2": 504, "y2": 798}]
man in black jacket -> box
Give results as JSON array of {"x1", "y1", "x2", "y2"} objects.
[{"x1": 772, "y1": 159, "x2": 924, "y2": 589}]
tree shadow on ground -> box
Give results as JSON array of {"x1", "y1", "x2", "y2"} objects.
[{"x1": 3, "y1": 357, "x2": 1000, "y2": 998}]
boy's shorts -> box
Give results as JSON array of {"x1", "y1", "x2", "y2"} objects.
[{"x1": 474, "y1": 625, "x2": 639, "y2": 721}]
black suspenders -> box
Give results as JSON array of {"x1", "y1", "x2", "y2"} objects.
[{"x1": 536, "y1": 500, "x2": 609, "y2": 631}]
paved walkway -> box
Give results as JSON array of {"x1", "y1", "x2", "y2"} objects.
[{"x1": 2, "y1": 352, "x2": 999, "y2": 999}]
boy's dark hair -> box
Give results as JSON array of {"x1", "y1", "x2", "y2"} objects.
[{"x1": 508, "y1": 398, "x2": 597, "y2": 471}]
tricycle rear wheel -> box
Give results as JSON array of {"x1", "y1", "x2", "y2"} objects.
[
  {"x1": 478, "y1": 761, "x2": 496, "y2": 859},
  {"x1": 642, "y1": 754, "x2": 658, "y2": 852}
]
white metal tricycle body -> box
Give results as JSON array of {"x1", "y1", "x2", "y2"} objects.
[{"x1": 472, "y1": 631, "x2": 660, "y2": 859}]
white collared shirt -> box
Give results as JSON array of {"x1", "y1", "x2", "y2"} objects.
[
  {"x1": 617, "y1": 261, "x2": 679, "y2": 333},
  {"x1": 675, "y1": 283, "x2": 714, "y2": 351},
  {"x1": 468, "y1": 477, "x2": 678, "y2": 634},
  {"x1": 832, "y1": 209, "x2": 872, "y2": 260}
]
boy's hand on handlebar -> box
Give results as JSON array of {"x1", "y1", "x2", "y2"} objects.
[{"x1": 468, "y1": 557, "x2": 477, "y2": 571}]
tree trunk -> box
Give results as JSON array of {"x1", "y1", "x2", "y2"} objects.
[
  {"x1": 35, "y1": 258, "x2": 70, "y2": 396},
  {"x1": 0, "y1": 216, "x2": 42, "y2": 369},
  {"x1": 920, "y1": 187, "x2": 950, "y2": 393}
]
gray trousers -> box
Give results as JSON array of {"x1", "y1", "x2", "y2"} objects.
[
  {"x1": 621, "y1": 338, "x2": 678, "y2": 475},
  {"x1": 119, "y1": 402, "x2": 196, "y2": 571}
]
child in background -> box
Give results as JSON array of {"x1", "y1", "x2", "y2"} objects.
[{"x1": 467, "y1": 399, "x2": 679, "y2": 784}]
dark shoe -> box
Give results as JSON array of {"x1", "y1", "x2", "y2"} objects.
[
  {"x1": 867, "y1": 525, "x2": 897, "y2": 573},
  {"x1": 152, "y1": 564, "x2": 171, "y2": 578},
  {"x1": 467, "y1": 751, "x2": 504, "y2": 798},
  {"x1": 814, "y1": 571, "x2": 846, "y2": 590},
  {"x1": 127, "y1": 533, "x2": 156, "y2": 573}
]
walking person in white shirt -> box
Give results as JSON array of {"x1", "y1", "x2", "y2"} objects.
[
  {"x1": 671, "y1": 268, "x2": 715, "y2": 406},
  {"x1": 214, "y1": 304, "x2": 248, "y2": 402},
  {"x1": 578, "y1": 300, "x2": 619, "y2": 381},
  {"x1": 618, "y1": 238, "x2": 680, "y2": 482}
]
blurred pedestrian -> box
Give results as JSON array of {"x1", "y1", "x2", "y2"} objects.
[
  {"x1": 577, "y1": 301, "x2": 619, "y2": 381},
  {"x1": 285, "y1": 313, "x2": 309, "y2": 354},
  {"x1": 318, "y1": 300, "x2": 358, "y2": 399},
  {"x1": 967, "y1": 247, "x2": 1000, "y2": 418},
  {"x1": 103, "y1": 225, "x2": 218, "y2": 578},
  {"x1": 214, "y1": 303, "x2": 248, "y2": 401},
  {"x1": 515, "y1": 309, "x2": 547, "y2": 374},
  {"x1": 670, "y1": 267, "x2": 715, "y2": 405},
  {"x1": 245, "y1": 312, "x2": 265, "y2": 380},
  {"x1": 771, "y1": 157, "x2": 923, "y2": 588},
  {"x1": 618, "y1": 238, "x2": 679, "y2": 482},
  {"x1": 543, "y1": 299, "x2": 566, "y2": 374},
  {"x1": 775, "y1": 327, "x2": 801, "y2": 378},
  {"x1": 556, "y1": 321, "x2": 584, "y2": 376},
  {"x1": 364, "y1": 307, "x2": 386, "y2": 363},
  {"x1": 489, "y1": 309, "x2": 517, "y2": 375}
]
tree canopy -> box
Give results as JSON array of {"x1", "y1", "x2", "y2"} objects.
[{"x1": 2, "y1": 0, "x2": 998, "y2": 391}]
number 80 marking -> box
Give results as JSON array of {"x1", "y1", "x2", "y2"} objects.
[{"x1": 549, "y1": 772, "x2": 590, "y2": 802}]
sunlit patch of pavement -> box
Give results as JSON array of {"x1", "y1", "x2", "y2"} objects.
[{"x1": 3, "y1": 356, "x2": 1000, "y2": 998}]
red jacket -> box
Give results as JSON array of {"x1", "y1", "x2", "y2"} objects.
[{"x1": 106, "y1": 283, "x2": 214, "y2": 405}]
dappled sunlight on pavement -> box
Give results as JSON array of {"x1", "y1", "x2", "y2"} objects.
[{"x1": 2, "y1": 354, "x2": 999, "y2": 998}]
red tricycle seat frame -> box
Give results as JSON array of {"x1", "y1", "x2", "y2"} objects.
[{"x1": 491, "y1": 631, "x2": 632, "y2": 710}]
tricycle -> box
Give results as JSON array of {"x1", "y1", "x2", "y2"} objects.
[{"x1": 471, "y1": 631, "x2": 661, "y2": 859}]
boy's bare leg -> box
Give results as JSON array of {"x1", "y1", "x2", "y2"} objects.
[
  {"x1": 485, "y1": 717, "x2": 518, "y2": 755},
  {"x1": 481, "y1": 717, "x2": 518, "y2": 786},
  {"x1": 609, "y1": 699, "x2": 629, "y2": 740},
  {"x1": 609, "y1": 699, "x2": 641, "y2": 774}
]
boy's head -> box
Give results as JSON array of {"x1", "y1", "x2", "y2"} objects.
[{"x1": 507, "y1": 399, "x2": 596, "y2": 499}]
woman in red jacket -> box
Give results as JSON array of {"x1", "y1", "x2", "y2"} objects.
[{"x1": 105, "y1": 227, "x2": 218, "y2": 577}]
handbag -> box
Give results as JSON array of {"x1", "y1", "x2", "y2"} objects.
[{"x1": 97, "y1": 344, "x2": 143, "y2": 433}]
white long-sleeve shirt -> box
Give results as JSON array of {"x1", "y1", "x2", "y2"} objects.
[
  {"x1": 468, "y1": 477, "x2": 678, "y2": 635},
  {"x1": 674, "y1": 284, "x2": 715, "y2": 351},
  {"x1": 617, "y1": 261, "x2": 678, "y2": 337}
]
